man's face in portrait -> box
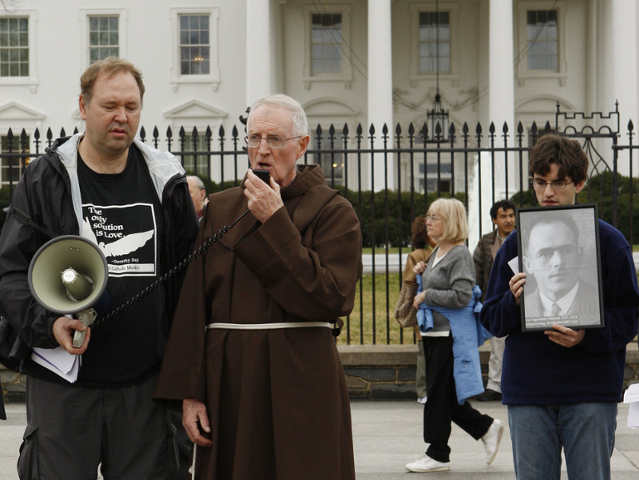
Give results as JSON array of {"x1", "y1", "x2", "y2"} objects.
[
  {"x1": 523, "y1": 220, "x2": 582, "y2": 301},
  {"x1": 493, "y1": 207, "x2": 515, "y2": 238}
]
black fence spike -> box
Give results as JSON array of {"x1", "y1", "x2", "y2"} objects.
[{"x1": 544, "y1": 121, "x2": 552, "y2": 133}]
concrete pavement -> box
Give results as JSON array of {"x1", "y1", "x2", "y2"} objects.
[{"x1": 1, "y1": 400, "x2": 638, "y2": 479}]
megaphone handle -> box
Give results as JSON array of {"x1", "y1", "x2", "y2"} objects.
[{"x1": 72, "y1": 308, "x2": 98, "y2": 348}]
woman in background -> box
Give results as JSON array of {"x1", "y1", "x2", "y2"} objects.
[
  {"x1": 395, "y1": 215, "x2": 436, "y2": 403},
  {"x1": 405, "y1": 198, "x2": 503, "y2": 473}
]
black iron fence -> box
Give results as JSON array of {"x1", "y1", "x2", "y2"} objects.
[{"x1": 1, "y1": 104, "x2": 638, "y2": 345}]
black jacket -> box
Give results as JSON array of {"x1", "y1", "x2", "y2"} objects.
[{"x1": 0, "y1": 135, "x2": 199, "y2": 379}]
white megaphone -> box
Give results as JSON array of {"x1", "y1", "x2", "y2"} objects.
[{"x1": 28, "y1": 236, "x2": 109, "y2": 348}]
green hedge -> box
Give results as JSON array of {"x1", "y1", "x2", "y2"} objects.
[{"x1": 2, "y1": 171, "x2": 638, "y2": 247}]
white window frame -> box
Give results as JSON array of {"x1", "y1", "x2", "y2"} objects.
[
  {"x1": 409, "y1": 3, "x2": 460, "y2": 88},
  {"x1": 0, "y1": 10, "x2": 38, "y2": 92},
  {"x1": 170, "y1": 7, "x2": 220, "y2": 92},
  {"x1": 302, "y1": 5, "x2": 352, "y2": 90},
  {"x1": 79, "y1": 9, "x2": 127, "y2": 71},
  {"x1": 516, "y1": 2, "x2": 567, "y2": 86}
]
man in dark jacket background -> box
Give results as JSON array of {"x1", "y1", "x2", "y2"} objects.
[
  {"x1": 0, "y1": 57, "x2": 198, "y2": 479},
  {"x1": 473, "y1": 200, "x2": 515, "y2": 402}
]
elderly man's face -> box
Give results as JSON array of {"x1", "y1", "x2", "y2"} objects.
[
  {"x1": 247, "y1": 105, "x2": 309, "y2": 187},
  {"x1": 523, "y1": 221, "x2": 582, "y2": 301},
  {"x1": 187, "y1": 177, "x2": 206, "y2": 213}
]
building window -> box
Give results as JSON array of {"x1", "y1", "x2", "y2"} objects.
[
  {"x1": 302, "y1": 5, "x2": 352, "y2": 89},
  {"x1": 0, "y1": 17, "x2": 29, "y2": 77},
  {"x1": 88, "y1": 16, "x2": 119, "y2": 64},
  {"x1": 526, "y1": 10, "x2": 558, "y2": 71},
  {"x1": 311, "y1": 14, "x2": 342, "y2": 75},
  {"x1": 179, "y1": 15, "x2": 210, "y2": 76},
  {"x1": 1, "y1": 134, "x2": 29, "y2": 186},
  {"x1": 418, "y1": 12, "x2": 450, "y2": 74},
  {"x1": 516, "y1": 2, "x2": 565, "y2": 85}
]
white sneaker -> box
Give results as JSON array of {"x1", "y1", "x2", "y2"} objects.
[
  {"x1": 417, "y1": 396, "x2": 427, "y2": 404},
  {"x1": 481, "y1": 418, "x2": 504, "y2": 465},
  {"x1": 405, "y1": 454, "x2": 450, "y2": 473}
]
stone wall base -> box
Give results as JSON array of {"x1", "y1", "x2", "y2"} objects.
[
  {"x1": 2, "y1": 343, "x2": 638, "y2": 402},
  {"x1": 338, "y1": 342, "x2": 639, "y2": 400}
]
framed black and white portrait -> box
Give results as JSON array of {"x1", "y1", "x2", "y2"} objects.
[{"x1": 517, "y1": 204, "x2": 604, "y2": 332}]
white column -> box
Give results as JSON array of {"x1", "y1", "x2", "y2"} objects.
[
  {"x1": 586, "y1": 0, "x2": 598, "y2": 115},
  {"x1": 610, "y1": 0, "x2": 637, "y2": 147},
  {"x1": 600, "y1": 0, "x2": 638, "y2": 177},
  {"x1": 368, "y1": 0, "x2": 394, "y2": 192},
  {"x1": 488, "y1": 0, "x2": 515, "y2": 200},
  {"x1": 246, "y1": 0, "x2": 272, "y2": 107}
]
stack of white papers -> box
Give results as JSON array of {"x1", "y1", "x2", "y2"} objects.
[
  {"x1": 31, "y1": 346, "x2": 81, "y2": 383},
  {"x1": 623, "y1": 383, "x2": 639, "y2": 428}
]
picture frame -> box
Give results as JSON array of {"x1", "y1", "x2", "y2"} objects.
[{"x1": 516, "y1": 204, "x2": 605, "y2": 332}]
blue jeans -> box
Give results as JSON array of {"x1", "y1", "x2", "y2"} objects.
[{"x1": 508, "y1": 403, "x2": 617, "y2": 480}]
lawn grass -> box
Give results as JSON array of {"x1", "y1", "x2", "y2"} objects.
[
  {"x1": 361, "y1": 247, "x2": 403, "y2": 255},
  {"x1": 338, "y1": 273, "x2": 417, "y2": 345}
]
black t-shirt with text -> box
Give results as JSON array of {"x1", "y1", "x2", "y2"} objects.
[{"x1": 76, "y1": 145, "x2": 166, "y2": 387}]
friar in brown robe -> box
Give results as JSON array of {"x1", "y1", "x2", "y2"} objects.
[{"x1": 154, "y1": 94, "x2": 361, "y2": 480}]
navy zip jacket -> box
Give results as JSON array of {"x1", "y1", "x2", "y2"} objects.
[{"x1": 480, "y1": 219, "x2": 639, "y2": 405}]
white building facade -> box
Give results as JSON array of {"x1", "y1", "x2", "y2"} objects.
[{"x1": 1, "y1": 0, "x2": 638, "y2": 193}]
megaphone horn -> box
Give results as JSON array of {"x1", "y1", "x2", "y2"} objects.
[{"x1": 28, "y1": 236, "x2": 109, "y2": 348}]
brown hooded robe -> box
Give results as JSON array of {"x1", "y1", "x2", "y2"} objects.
[{"x1": 155, "y1": 165, "x2": 361, "y2": 480}]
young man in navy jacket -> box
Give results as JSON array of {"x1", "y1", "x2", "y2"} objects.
[{"x1": 480, "y1": 133, "x2": 639, "y2": 480}]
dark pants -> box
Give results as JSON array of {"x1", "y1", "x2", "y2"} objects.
[
  {"x1": 20, "y1": 374, "x2": 184, "y2": 480},
  {"x1": 423, "y1": 335, "x2": 493, "y2": 463}
]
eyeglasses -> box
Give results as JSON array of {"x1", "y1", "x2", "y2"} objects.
[
  {"x1": 530, "y1": 179, "x2": 574, "y2": 190},
  {"x1": 244, "y1": 134, "x2": 303, "y2": 149},
  {"x1": 425, "y1": 214, "x2": 443, "y2": 222}
]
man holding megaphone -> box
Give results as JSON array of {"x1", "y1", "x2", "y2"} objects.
[{"x1": 0, "y1": 58, "x2": 198, "y2": 479}]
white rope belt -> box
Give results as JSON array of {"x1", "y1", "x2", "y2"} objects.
[{"x1": 206, "y1": 322, "x2": 332, "y2": 331}]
